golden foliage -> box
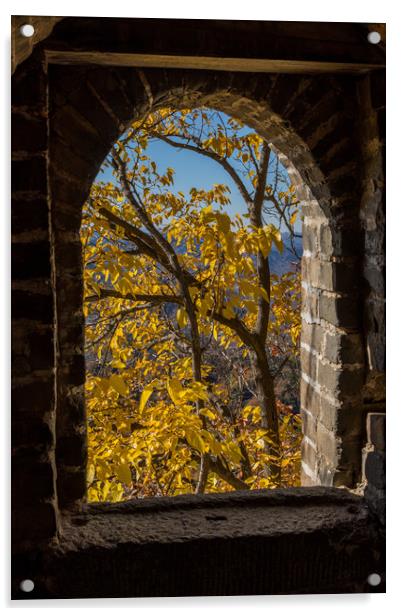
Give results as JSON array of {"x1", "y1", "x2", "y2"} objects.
[{"x1": 82, "y1": 107, "x2": 302, "y2": 501}]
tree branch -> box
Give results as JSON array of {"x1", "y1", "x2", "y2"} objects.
[
  {"x1": 208, "y1": 456, "x2": 249, "y2": 491},
  {"x1": 250, "y1": 142, "x2": 271, "y2": 341},
  {"x1": 97, "y1": 206, "x2": 173, "y2": 272},
  {"x1": 85, "y1": 288, "x2": 182, "y2": 305},
  {"x1": 149, "y1": 131, "x2": 253, "y2": 206},
  {"x1": 111, "y1": 152, "x2": 182, "y2": 274}
]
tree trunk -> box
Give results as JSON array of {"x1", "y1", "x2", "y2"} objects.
[
  {"x1": 252, "y1": 350, "x2": 282, "y2": 485},
  {"x1": 180, "y1": 285, "x2": 211, "y2": 494}
]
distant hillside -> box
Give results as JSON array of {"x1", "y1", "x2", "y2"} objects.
[
  {"x1": 269, "y1": 232, "x2": 302, "y2": 275},
  {"x1": 89, "y1": 229, "x2": 302, "y2": 276}
]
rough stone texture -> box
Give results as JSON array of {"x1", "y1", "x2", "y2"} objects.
[
  {"x1": 11, "y1": 16, "x2": 62, "y2": 74},
  {"x1": 363, "y1": 413, "x2": 385, "y2": 525},
  {"x1": 358, "y1": 74, "x2": 386, "y2": 403},
  {"x1": 367, "y1": 412, "x2": 386, "y2": 451},
  {"x1": 11, "y1": 488, "x2": 385, "y2": 598},
  {"x1": 11, "y1": 47, "x2": 59, "y2": 554},
  {"x1": 11, "y1": 16, "x2": 385, "y2": 596},
  {"x1": 299, "y1": 70, "x2": 386, "y2": 486}
]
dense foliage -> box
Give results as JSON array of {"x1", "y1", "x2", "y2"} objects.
[{"x1": 81, "y1": 108, "x2": 302, "y2": 501}]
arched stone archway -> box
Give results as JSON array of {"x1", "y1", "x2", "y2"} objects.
[{"x1": 45, "y1": 64, "x2": 366, "y2": 509}]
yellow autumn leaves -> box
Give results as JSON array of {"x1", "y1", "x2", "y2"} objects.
[{"x1": 82, "y1": 106, "x2": 302, "y2": 501}]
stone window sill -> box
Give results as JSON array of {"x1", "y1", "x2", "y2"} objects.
[{"x1": 16, "y1": 487, "x2": 385, "y2": 598}]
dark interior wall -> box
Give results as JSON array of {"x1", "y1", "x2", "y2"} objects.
[
  {"x1": 25, "y1": 17, "x2": 386, "y2": 66},
  {"x1": 12, "y1": 50, "x2": 60, "y2": 551},
  {"x1": 11, "y1": 17, "x2": 385, "y2": 597},
  {"x1": 358, "y1": 71, "x2": 386, "y2": 523}
]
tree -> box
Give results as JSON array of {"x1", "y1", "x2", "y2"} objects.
[{"x1": 82, "y1": 107, "x2": 302, "y2": 501}]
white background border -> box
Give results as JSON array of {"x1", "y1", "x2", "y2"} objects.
[{"x1": 2, "y1": 1, "x2": 399, "y2": 613}]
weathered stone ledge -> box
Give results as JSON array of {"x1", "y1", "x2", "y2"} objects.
[{"x1": 11, "y1": 487, "x2": 384, "y2": 599}]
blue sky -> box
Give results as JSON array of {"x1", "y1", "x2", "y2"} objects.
[
  {"x1": 99, "y1": 138, "x2": 250, "y2": 216},
  {"x1": 96, "y1": 110, "x2": 300, "y2": 231}
]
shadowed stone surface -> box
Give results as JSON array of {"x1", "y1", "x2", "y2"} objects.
[{"x1": 12, "y1": 488, "x2": 385, "y2": 598}]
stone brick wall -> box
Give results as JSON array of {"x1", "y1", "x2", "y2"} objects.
[
  {"x1": 357, "y1": 71, "x2": 386, "y2": 525},
  {"x1": 359, "y1": 72, "x2": 386, "y2": 405},
  {"x1": 11, "y1": 19, "x2": 385, "y2": 572},
  {"x1": 12, "y1": 52, "x2": 59, "y2": 550},
  {"x1": 298, "y1": 71, "x2": 384, "y2": 490},
  {"x1": 362, "y1": 413, "x2": 385, "y2": 525}
]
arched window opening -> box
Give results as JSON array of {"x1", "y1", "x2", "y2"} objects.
[{"x1": 81, "y1": 107, "x2": 303, "y2": 501}]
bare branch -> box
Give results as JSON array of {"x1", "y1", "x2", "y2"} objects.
[
  {"x1": 250, "y1": 141, "x2": 271, "y2": 341},
  {"x1": 149, "y1": 131, "x2": 253, "y2": 206},
  {"x1": 208, "y1": 456, "x2": 249, "y2": 491},
  {"x1": 85, "y1": 288, "x2": 182, "y2": 305}
]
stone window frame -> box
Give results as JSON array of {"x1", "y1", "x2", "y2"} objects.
[{"x1": 46, "y1": 62, "x2": 369, "y2": 510}]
